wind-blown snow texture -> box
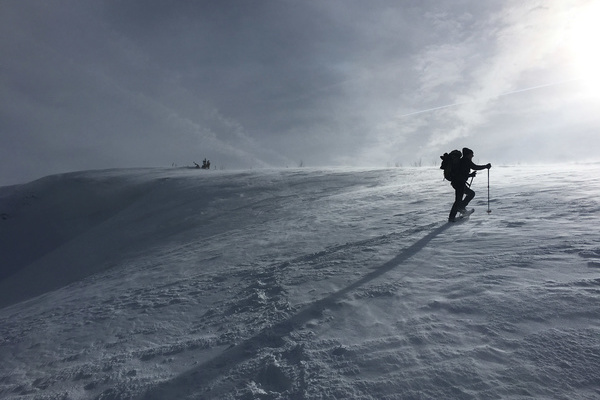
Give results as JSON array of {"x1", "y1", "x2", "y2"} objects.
[{"x1": 1, "y1": 165, "x2": 599, "y2": 399}]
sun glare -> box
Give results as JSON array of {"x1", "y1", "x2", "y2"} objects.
[{"x1": 568, "y1": 2, "x2": 600, "y2": 94}]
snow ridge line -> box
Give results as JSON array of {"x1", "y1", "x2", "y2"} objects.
[{"x1": 137, "y1": 222, "x2": 449, "y2": 399}]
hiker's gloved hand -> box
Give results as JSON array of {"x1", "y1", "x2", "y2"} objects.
[
  {"x1": 470, "y1": 172, "x2": 477, "y2": 177},
  {"x1": 486, "y1": 163, "x2": 491, "y2": 169}
]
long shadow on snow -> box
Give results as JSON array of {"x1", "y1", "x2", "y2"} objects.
[{"x1": 138, "y1": 223, "x2": 451, "y2": 400}]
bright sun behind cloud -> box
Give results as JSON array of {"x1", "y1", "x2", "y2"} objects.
[{"x1": 568, "y1": 1, "x2": 600, "y2": 94}]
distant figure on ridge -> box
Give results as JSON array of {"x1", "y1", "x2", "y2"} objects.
[
  {"x1": 200, "y1": 159, "x2": 211, "y2": 169},
  {"x1": 445, "y1": 147, "x2": 491, "y2": 222}
]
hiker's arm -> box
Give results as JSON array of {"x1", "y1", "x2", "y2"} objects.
[{"x1": 471, "y1": 162, "x2": 491, "y2": 171}]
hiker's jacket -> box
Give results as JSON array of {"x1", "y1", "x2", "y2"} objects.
[{"x1": 452, "y1": 158, "x2": 488, "y2": 184}]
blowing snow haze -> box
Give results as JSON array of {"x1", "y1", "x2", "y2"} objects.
[{"x1": 2, "y1": 0, "x2": 600, "y2": 186}]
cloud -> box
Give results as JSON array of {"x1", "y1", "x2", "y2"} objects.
[
  {"x1": 393, "y1": 1, "x2": 591, "y2": 160},
  {"x1": 0, "y1": 0, "x2": 598, "y2": 185}
]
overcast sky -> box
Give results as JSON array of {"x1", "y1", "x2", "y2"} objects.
[{"x1": 1, "y1": 0, "x2": 599, "y2": 185}]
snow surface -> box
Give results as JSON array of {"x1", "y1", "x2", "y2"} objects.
[{"x1": 1, "y1": 165, "x2": 599, "y2": 400}]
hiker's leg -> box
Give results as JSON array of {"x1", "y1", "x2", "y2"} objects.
[
  {"x1": 449, "y1": 182, "x2": 465, "y2": 220},
  {"x1": 461, "y1": 186, "x2": 475, "y2": 208}
]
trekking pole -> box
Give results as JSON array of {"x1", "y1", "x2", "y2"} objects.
[{"x1": 486, "y1": 168, "x2": 491, "y2": 214}]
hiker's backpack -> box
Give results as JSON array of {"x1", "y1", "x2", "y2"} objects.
[{"x1": 440, "y1": 150, "x2": 462, "y2": 181}]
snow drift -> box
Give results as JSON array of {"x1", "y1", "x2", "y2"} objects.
[{"x1": 1, "y1": 165, "x2": 599, "y2": 399}]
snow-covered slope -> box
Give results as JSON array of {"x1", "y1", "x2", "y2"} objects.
[{"x1": 1, "y1": 165, "x2": 599, "y2": 399}]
